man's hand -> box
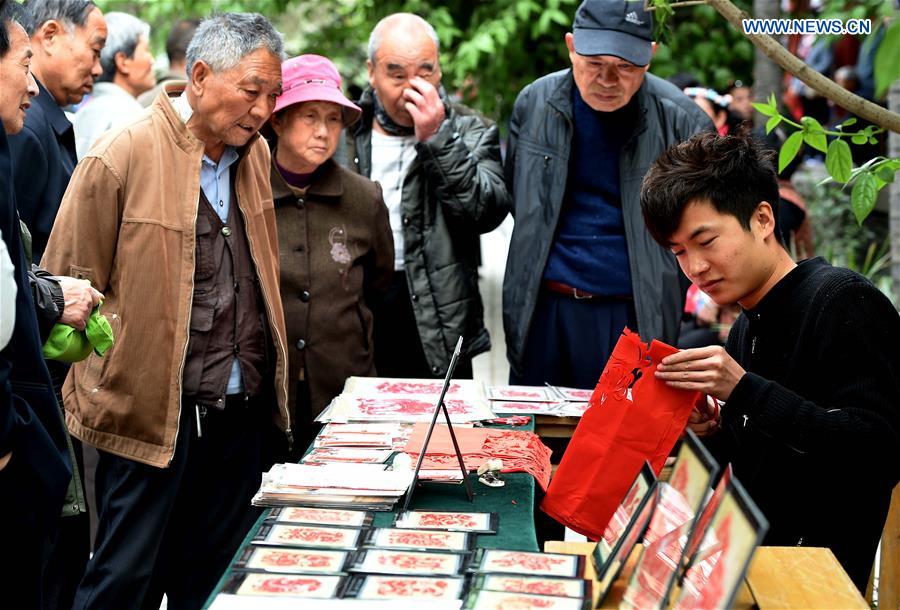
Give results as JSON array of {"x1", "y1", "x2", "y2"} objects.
[
  {"x1": 687, "y1": 395, "x2": 720, "y2": 437},
  {"x1": 58, "y1": 277, "x2": 103, "y2": 331},
  {"x1": 403, "y1": 76, "x2": 446, "y2": 142},
  {"x1": 0, "y1": 452, "x2": 11, "y2": 471},
  {"x1": 655, "y1": 345, "x2": 745, "y2": 401}
]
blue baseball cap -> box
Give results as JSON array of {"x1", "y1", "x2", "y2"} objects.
[{"x1": 572, "y1": 0, "x2": 654, "y2": 66}]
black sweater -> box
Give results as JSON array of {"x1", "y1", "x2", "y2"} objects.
[{"x1": 706, "y1": 257, "x2": 900, "y2": 591}]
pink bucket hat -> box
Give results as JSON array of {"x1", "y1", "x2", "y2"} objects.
[{"x1": 274, "y1": 54, "x2": 362, "y2": 126}]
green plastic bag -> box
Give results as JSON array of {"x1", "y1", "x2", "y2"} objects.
[{"x1": 42, "y1": 305, "x2": 115, "y2": 363}]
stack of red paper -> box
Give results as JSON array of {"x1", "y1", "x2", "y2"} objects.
[{"x1": 402, "y1": 424, "x2": 553, "y2": 490}]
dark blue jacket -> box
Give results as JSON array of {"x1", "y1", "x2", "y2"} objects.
[
  {"x1": 0, "y1": 128, "x2": 72, "y2": 609},
  {"x1": 7, "y1": 79, "x2": 76, "y2": 263}
]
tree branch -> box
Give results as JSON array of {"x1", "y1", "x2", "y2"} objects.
[{"x1": 700, "y1": 0, "x2": 900, "y2": 134}]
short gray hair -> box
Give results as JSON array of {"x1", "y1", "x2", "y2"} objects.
[
  {"x1": 186, "y1": 12, "x2": 284, "y2": 79},
  {"x1": 21, "y1": 0, "x2": 95, "y2": 36},
  {"x1": 367, "y1": 13, "x2": 439, "y2": 64},
  {"x1": 98, "y1": 12, "x2": 149, "y2": 83}
]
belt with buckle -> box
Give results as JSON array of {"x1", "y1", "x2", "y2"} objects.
[
  {"x1": 542, "y1": 280, "x2": 632, "y2": 302},
  {"x1": 542, "y1": 280, "x2": 599, "y2": 300}
]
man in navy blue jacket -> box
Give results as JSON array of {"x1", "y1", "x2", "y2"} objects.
[
  {"x1": 0, "y1": 3, "x2": 72, "y2": 606},
  {"x1": 8, "y1": 0, "x2": 106, "y2": 262}
]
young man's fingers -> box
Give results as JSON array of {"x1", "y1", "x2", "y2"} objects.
[{"x1": 659, "y1": 346, "x2": 719, "y2": 366}]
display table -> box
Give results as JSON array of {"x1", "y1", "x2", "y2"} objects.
[
  {"x1": 203, "y1": 418, "x2": 541, "y2": 608},
  {"x1": 544, "y1": 541, "x2": 868, "y2": 609}
]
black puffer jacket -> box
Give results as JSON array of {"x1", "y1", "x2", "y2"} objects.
[
  {"x1": 342, "y1": 88, "x2": 510, "y2": 375},
  {"x1": 503, "y1": 70, "x2": 713, "y2": 376}
]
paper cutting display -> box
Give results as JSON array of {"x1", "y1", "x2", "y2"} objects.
[
  {"x1": 620, "y1": 431, "x2": 719, "y2": 610},
  {"x1": 465, "y1": 589, "x2": 587, "y2": 609},
  {"x1": 396, "y1": 510, "x2": 496, "y2": 533},
  {"x1": 354, "y1": 549, "x2": 464, "y2": 576},
  {"x1": 479, "y1": 574, "x2": 588, "y2": 598},
  {"x1": 241, "y1": 547, "x2": 348, "y2": 574},
  {"x1": 487, "y1": 386, "x2": 556, "y2": 402},
  {"x1": 231, "y1": 573, "x2": 343, "y2": 598},
  {"x1": 370, "y1": 527, "x2": 471, "y2": 552},
  {"x1": 254, "y1": 524, "x2": 362, "y2": 549},
  {"x1": 593, "y1": 462, "x2": 655, "y2": 580},
  {"x1": 672, "y1": 477, "x2": 768, "y2": 610},
  {"x1": 268, "y1": 507, "x2": 372, "y2": 528},
  {"x1": 356, "y1": 575, "x2": 465, "y2": 600},
  {"x1": 478, "y1": 550, "x2": 583, "y2": 578}
]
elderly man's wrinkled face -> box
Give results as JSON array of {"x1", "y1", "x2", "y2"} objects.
[
  {"x1": 120, "y1": 35, "x2": 155, "y2": 96},
  {"x1": 565, "y1": 33, "x2": 649, "y2": 112},
  {"x1": 42, "y1": 7, "x2": 107, "y2": 105},
  {"x1": 367, "y1": 26, "x2": 441, "y2": 127},
  {"x1": 0, "y1": 21, "x2": 39, "y2": 135},
  {"x1": 191, "y1": 47, "x2": 282, "y2": 155}
]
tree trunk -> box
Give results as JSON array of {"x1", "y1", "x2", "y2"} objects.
[
  {"x1": 752, "y1": 0, "x2": 782, "y2": 128},
  {"x1": 889, "y1": 79, "x2": 900, "y2": 306}
]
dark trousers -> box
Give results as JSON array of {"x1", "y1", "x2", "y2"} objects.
[
  {"x1": 374, "y1": 272, "x2": 473, "y2": 379},
  {"x1": 72, "y1": 400, "x2": 265, "y2": 610},
  {"x1": 511, "y1": 290, "x2": 636, "y2": 388}
]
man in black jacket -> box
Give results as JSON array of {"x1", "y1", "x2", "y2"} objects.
[
  {"x1": 0, "y1": 3, "x2": 72, "y2": 606},
  {"x1": 343, "y1": 12, "x2": 510, "y2": 379},
  {"x1": 643, "y1": 132, "x2": 900, "y2": 592},
  {"x1": 503, "y1": 0, "x2": 712, "y2": 389}
]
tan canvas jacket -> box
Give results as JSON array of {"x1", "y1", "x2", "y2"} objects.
[{"x1": 42, "y1": 84, "x2": 291, "y2": 467}]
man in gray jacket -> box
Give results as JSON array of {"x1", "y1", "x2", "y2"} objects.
[
  {"x1": 504, "y1": 0, "x2": 712, "y2": 388},
  {"x1": 344, "y1": 13, "x2": 509, "y2": 378}
]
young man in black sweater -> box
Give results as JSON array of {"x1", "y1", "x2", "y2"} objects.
[{"x1": 640, "y1": 131, "x2": 900, "y2": 592}]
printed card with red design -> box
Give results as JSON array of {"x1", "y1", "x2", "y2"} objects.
[
  {"x1": 349, "y1": 575, "x2": 466, "y2": 601},
  {"x1": 465, "y1": 590, "x2": 590, "y2": 610},
  {"x1": 487, "y1": 385, "x2": 556, "y2": 402},
  {"x1": 252, "y1": 523, "x2": 363, "y2": 549},
  {"x1": 224, "y1": 573, "x2": 344, "y2": 599},
  {"x1": 267, "y1": 507, "x2": 373, "y2": 528},
  {"x1": 395, "y1": 510, "x2": 497, "y2": 533},
  {"x1": 473, "y1": 549, "x2": 584, "y2": 578},
  {"x1": 365, "y1": 527, "x2": 473, "y2": 552},
  {"x1": 235, "y1": 546, "x2": 350, "y2": 574},
  {"x1": 475, "y1": 574, "x2": 589, "y2": 599},
  {"x1": 553, "y1": 387, "x2": 594, "y2": 402},
  {"x1": 341, "y1": 376, "x2": 485, "y2": 399},
  {"x1": 350, "y1": 549, "x2": 465, "y2": 576},
  {"x1": 490, "y1": 401, "x2": 565, "y2": 415}
]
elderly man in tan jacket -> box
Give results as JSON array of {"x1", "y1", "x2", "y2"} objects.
[{"x1": 42, "y1": 13, "x2": 289, "y2": 610}]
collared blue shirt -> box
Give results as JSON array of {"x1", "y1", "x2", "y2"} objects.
[{"x1": 174, "y1": 92, "x2": 245, "y2": 394}]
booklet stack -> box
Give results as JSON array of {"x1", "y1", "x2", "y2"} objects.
[{"x1": 252, "y1": 462, "x2": 414, "y2": 512}]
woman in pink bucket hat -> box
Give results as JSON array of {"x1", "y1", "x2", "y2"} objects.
[{"x1": 267, "y1": 54, "x2": 394, "y2": 449}]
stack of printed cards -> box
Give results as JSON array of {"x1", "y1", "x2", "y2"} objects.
[
  {"x1": 318, "y1": 376, "x2": 496, "y2": 424},
  {"x1": 252, "y1": 462, "x2": 413, "y2": 511},
  {"x1": 394, "y1": 510, "x2": 498, "y2": 534},
  {"x1": 465, "y1": 549, "x2": 591, "y2": 609},
  {"x1": 486, "y1": 385, "x2": 592, "y2": 418}
]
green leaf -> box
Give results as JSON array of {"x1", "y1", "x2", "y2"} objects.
[
  {"x1": 765, "y1": 115, "x2": 782, "y2": 134},
  {"x1": 753, "y1": 102, "x2": 777, "y2": 118},
  {"x1": 851, "y1": 172, "x2": 878, "y2": 225},
  {"x1": 769, "y1": 92, "x2": 777, "y2": 108},
  {"x1": 779, "y1": 131, "x2": 804, "y2": 174},
  {"x1": 801, "y1": 116, "x2": 827, "y2": 153},
  {"x1": 868, "y1": 137, "x2": 879, "y2": 145},
  {"x1": 875, "y1": 20, "x2": 900, "y2": 98},
  {"x1": 851, "y1": 133, "x2": 868, "y2": 145},
  {"x1": 840, "y1": 117, "x2": 857, "y2": 128},
  {"x1": 825, "y1": 139, "x2": 853, "y2": 183},
  {"x1": 876, "y1": 165, "x2": 896, "y2": 184}
]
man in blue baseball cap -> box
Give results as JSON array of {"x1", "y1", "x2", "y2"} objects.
[{"x1": 503, "y1": 0, "x2": 713, "y2": 392}]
